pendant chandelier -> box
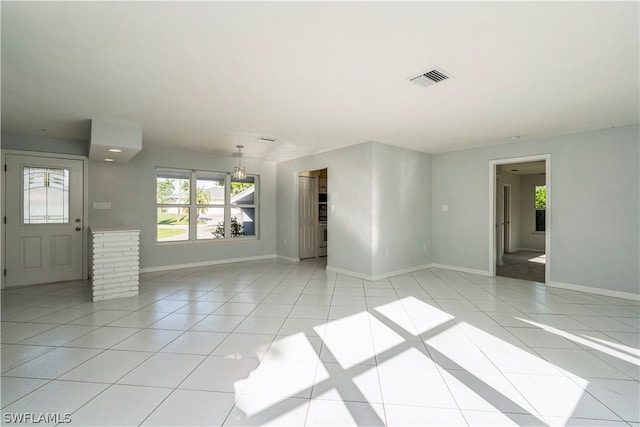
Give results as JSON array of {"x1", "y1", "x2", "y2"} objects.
[{"x1": 233, "y1": 145, "x2": 247, "y2": 180}]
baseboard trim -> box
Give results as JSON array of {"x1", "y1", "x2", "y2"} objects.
[
  {"x1": 431, "y1": 263, "x2": 491, "y2": 276},
  {"x1": 548, "y1": 281, "x2": 640, "y2": 302},
  {"x1": 277, "y1": 255, "x2": 300, "y2": 263},
  {"x1": 140, "y1": 254, "x2": 278, "y2": 274},
  {"x1": 326, "y1": 266, "x2": 371, "y2": 281},
  {"x1": 327, "y1": 264, "x2": 433, "y2": 282}
]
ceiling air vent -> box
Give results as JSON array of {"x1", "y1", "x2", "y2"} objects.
[{"x1": 408, "y1": 68, "x2": 452, "y2": 88}]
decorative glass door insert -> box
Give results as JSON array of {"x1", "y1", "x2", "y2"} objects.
[{"x1": 23, "y1": 166, "x2": 70, "y2": 224}]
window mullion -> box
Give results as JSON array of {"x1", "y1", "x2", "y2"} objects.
[
  {"x1": 190, "y1": 170, "x2": 197, "y2": 241},
  {"x1": 225, "y1": 173, "x2": 231, "y2": 238},
  {"x1": 248, "y1": 176, "x2": 258, "y2": 239}
]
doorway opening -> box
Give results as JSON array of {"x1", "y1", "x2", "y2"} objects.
[
  {"x1": 298, "y1": 168, "x2": 327, "y2": 260},
  {"x1": 490, "y1": 155, "x2": 550, "y2": 283}
]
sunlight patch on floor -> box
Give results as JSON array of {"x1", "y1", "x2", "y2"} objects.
[
  {"x1": 528, "y1": 254, "x2": 546, "y2": 264},
  {"x1": 314, "y1": 312, "x2": 376, "y2": 369},
  {"x1": 377, "y1": 296, "x2": 454, "y2": 335},
  {"x1": 234, "y1": 298, "x2": 604, "y2": 424},
  {"x1": 518, "y1": 318, "x2": 640, "y2": 366},
  {"x1": 580, "y1": 334, "x2": 640, "y2": 357}
]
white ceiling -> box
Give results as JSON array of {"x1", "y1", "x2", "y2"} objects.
[
  {"x1": 498, "y1": 161, "x2": 545, "y2": 176},
  {"x1": 2, "y1": 2, "x2": 638, "y2": 162}
]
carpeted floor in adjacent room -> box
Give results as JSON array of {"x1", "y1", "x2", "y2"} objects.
[{"x1": 497, "y1": 250, "x2": 546, "y2": 283}]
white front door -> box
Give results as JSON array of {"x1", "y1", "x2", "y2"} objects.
[{"x1": 5, "y1": 154, "x2": 85, "y2": 286}]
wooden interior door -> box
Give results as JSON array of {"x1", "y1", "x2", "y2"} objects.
[{"x1": 299, "y1": 176, "x2": 317, "y2": 259}]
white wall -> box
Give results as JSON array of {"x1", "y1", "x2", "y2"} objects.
[
  {"x1": 276, "y1": 141, "x2": 432, "y2": 279},
  {"x1": 432, "y1": 125, "x2": 640, "y2": 295},
  {"x1": 88, "y1": 147, "x2": 277, "y2": 270}
]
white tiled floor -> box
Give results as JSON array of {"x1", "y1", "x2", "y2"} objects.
[{"x1": 2, "y1": 258, "x2": 639, "y2": 426}]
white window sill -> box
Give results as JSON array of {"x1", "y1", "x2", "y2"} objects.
[{"x1": 156, "y1": 236, "x2": 259, "y2": 247}]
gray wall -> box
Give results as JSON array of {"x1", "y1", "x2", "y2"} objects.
[
  {"x1": 432, "y1": 124, "x2": 640, "y2": 294},
  {"x1": 276, "y1": 141, "x2": 432, "y2": 278},
  {"x1": 1, "y1": 134, "x2": 277, "y2": 271},
  {"x1": 276, "y1": 142, "x2": 374, "y2": 275},
  {"x1": 497, "y1": 169, "x2": 522, "y2": 252},
  {"x1": 4, "y1": 125, "x2": 638, "y2": 295},
  {"x1": 371, "y1": 142, "x2": 431, "y2": 276},
  {"x1": 88, "y1": 148, "x2": 277, "y2": 270},
  {"x1": 2, "y1": 133, "x2": 88, "y2": 156}
]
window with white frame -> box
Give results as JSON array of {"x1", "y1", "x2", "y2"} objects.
[
  {"x1": 534, "y1": 185, "x2": 546, "y2": 232},
  {"x1": 156, "y1": 168, "x2": 258, "y2": 243}
]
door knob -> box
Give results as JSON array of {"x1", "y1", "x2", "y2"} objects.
[{"x1": 75, "y1": 227, "x2": 81, "y2": 231}]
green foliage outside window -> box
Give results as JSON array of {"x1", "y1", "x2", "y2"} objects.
[
  {"x1": 535, "y1": 185, "x2": 546, "y2": 232},
  {"x1": 535, "y1": 185, "x2": 546, "y2": 209},
  {"x1": 213, "y1": 216, "x2": 244, "y2": 238},
  {"x1": 157, "y1": 179, "x2": 175, "y2": 204}
]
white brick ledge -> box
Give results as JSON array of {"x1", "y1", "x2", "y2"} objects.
[{"x1": 90, "y1": 227, "x2": 140, "y2": 301}]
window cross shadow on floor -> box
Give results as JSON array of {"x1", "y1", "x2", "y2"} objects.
[{"x1": 228, "y1": 298, "x2": 549, "y2": 426}]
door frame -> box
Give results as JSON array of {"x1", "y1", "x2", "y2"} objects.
[
  {"x1": 502, "y1": 182, "x2": 511, "y2": 256},
  {"x1": 295, "y1": 167, "x2": 329, "y2": 262},
  {"x1": 1, "y1": 149, "x2": 89, "y2": 289},
  {"x1": 489, "y1": 154, "x2": 550, "y2": 283}
]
